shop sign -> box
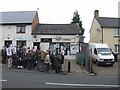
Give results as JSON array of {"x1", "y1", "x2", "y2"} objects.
[
  {"x1": 15, "y1": 37, "x2": 27, "y2": 40},
  {"x1": 53, "y1": 38, "x2": 75, "y2": 42}
]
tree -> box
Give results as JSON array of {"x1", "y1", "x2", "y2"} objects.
[{"x1": 71, "y1": 10, "x2": 85, "y2": 35}]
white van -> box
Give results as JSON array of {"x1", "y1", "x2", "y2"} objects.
[{"x1": 89, "y1": 43, "x2": 115, "y2": 66}]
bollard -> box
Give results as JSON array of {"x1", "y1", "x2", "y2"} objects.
[{"x1": 68, "y1": 61, "x2": 71, "y2": 73}]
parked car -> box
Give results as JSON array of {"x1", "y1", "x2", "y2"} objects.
[{"x1": 89, "y1": 43, "x2": 115, "y2": 66}]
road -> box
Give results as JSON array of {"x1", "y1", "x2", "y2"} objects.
[
  {"x1": 92, "y1": 62, "x2": 118, "y2": 75},
  {"x1": 1, "y1": 64, "x2": 119, "y2": 89}
]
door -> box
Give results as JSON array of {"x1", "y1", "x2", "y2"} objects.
[
  {"x1": 33, "y1": 42, "x2": 40, "y2": 50},
  {"x1": 4, "y1": 40, "x2": 12, "y2": 47}
]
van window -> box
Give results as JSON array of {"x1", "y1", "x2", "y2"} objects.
[
  {"x1": 97, "y1": 48, "x2": 110, "y2": 53},
  {"x1": 94, "y1": 48, "x2": 97, "y2": 55}
]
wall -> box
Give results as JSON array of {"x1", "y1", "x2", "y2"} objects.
[
  {"x1": 32, "y1": 13, "x2": 39, "y2": 32},
  {"x1": 103, "y1": 28, "x2": 118, "y2": 53},
  {"x1": 2, "y1": 25, "x2": 33, "y2": 48},
  {"x1": 0, "y1": 26, "x2": 3, "y2": 50},
  {"x1": 89, "y1": 18, "x2": 102, "y2": 43},
  {"x1": 34, "y1": 35, "x2": 76, "y2": 43}
]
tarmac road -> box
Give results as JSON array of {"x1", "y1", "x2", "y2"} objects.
[
  {"x1": 92, "y1": 62, "x2": 118, "y2": 76},
  {"x1": 2, "y1": 64, "x2": 119, "y2": 88}
]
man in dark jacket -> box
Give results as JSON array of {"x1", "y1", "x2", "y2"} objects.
[
  {"x1": 17, "y1": 46, "x2": 24, "y2": 69},
  {"x1": 60, "y1": 52, "x2": 64, "y2": 72},
  {"x1": 1, "y1": 47, "x2": 7, "y2": 64},
  {"x1": 26, "y1": 48, "x2": 32, "y2": 70},
  {"x1": 54, "y1": 52, "x2": 61, "y2": 74}
]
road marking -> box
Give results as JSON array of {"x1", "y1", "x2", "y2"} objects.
[
  {"x1": 46, "y1": 82, "x2": 119, "y2": 87},
  {"x1": 0, "y1": 80, "x2": 7, "y2": 82}
]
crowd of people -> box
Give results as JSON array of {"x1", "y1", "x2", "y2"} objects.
[{"x1": 1, "y1": 44, "x2": 64, "y2": 74}]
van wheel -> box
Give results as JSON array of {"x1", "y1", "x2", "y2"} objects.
[{"x1": 96, "y1": 60, "x2": 99, "y2": 66}]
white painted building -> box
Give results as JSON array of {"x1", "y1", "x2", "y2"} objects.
[
  {"x1": 0, "y1": 11, "x2": 81, "y2": 59},
  {"x1": 0, "y1": 11, "x2": 39, "y2": 50},
  {"x1": 32, "y1": 24, "x2": 80, "y2": 56}
]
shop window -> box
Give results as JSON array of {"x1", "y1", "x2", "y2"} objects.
[{"x1": 17, "y1": 41, "x2": 26, "y2": 47}]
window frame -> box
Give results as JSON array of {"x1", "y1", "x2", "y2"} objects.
[
  {"x1": 115, "y1": 44, "x2": 120, "y2": 53},
  {"x1": 16, "y1": 26, "x2": 26, "y2": 33},
  {"x1": 94, "y1": 48, "x2": 98, "y2": 55},
  {"x1": 114, "y1": 28, "x2": 120, "y2": 36}
]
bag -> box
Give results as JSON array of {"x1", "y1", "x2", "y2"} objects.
[
  {"x1": 45, "y1": 54, "x2": 50, "y2": 64},
  {"x1": 45, "y1": 59, "x2": 49, "y2": 64}
]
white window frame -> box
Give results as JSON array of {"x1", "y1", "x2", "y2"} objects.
[
  {"x1": 114, "y1": 28, "x2": 120, "y2": 36},
  {"x1": 115, "y1": 44, "x2": 120, "y2": 53},
  {"x1": 16, "y1": 26, "x2": 26, "y2": 33}
]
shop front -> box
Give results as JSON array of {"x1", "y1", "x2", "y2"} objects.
[
  {"x1": 49, "y1": 37, "x2": 79, "y2": 55},
  {"x1": 15, "y1": 37, "x2": 27, "y2": 47}
]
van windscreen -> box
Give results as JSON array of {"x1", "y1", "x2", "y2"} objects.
[{"x1": 97, "y1": 48, "x2": 110, "y2": 53}]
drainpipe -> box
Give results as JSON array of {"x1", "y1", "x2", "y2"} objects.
[{"x1": 101, "y1": 27, "x2": 103, "y2": 43}]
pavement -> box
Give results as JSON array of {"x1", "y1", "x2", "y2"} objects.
[
  {"x1": 2, "y1": 63, "x2": 119, "y2": 88},
  {"x1": 62, "y1": 59, "x2": 83, "y2": 73},
  {"x1": 1, "y1": 57, "x2": 118, "y2": 76},
  {"x1": 1, "y1": 59, "x2": 86, "y2": 75}
]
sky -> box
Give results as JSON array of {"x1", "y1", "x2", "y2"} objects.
[{"x1": 0, "y1": 0, "x2": 119, "y2": 43}]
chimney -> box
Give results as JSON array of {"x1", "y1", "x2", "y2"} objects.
[{"x1": 94, "y1": 10, "x2": 99, "y2": 18}]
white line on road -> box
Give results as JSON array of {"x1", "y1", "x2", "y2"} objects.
[
  {"x1": 0, "y1": 80, "x2": 7, "y2": 82},
  {"x1": 46, "y1": 82, "x2": 119, "y2": 88}
]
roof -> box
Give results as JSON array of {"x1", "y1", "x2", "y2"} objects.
[
  {"x1": 96, "y1": 17, "x2": 120, "y2": 28},
  {"x1": 0, "y1": 11, "x2": 37, "y2": 25},
  {"x1": 90, "y1": 43, "x2": 109, "y2": 48},
  {"x1": 33, "y1": 24, "x2": 80, "y2": 35}
]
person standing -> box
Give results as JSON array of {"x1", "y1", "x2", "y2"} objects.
[
  {"x1": 26, "y1": 47, "x2": 32, "y2": 70},
  {"x1": 6, "y1": 45, "x2": 12, "y2": 69},
  {"x1": 50, "y1": 51, "x2": 55, "y2": 70},
  {"x1": 23, "y1": 46, "x2": 27, "y2": 69},
  {"x1": 17, "y1": 46, "x2": 24, "y2": 69},
  {"x1": 34, "y1": 49, "x2": 40, "y2": 68},
  {"x1": 40, "y1": 51, "x2": 46, "y2": 72},
  {"x1": 54, "y1": 52, "x2": 61, "y2": 74},
  {"x1": 60, "y1": 52, "x2": 64, "y2": 72},
  {"x1": 45, "y1": 50, "x2": 50, "y2": 72},
  {"x1": 36, "y1": 49, "x2": 41, "y2": 71},
  {"x1": 1, "y1": 46, "x2": 7, "y2": 64},
  {"x1": 12, "y1": 46, "x2": 18, "y2": 68}
]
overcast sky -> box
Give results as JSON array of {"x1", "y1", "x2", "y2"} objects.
[{"x1": 0, "y1": 0, "x2": 119, "y2": 42}]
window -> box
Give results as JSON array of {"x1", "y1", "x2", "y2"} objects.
[
  {"x1": 94, "y1": 48, "x2": 97, "y2": 55},
  {"x1": 115, "y1": 44, "x2": 120, "y2": 53},
  {"x1": 17, "y1": 41, "x2": 26, "y2": 47},
  {"x1": 17, "y1": 26, "x2": 26, "y2": 33},
  {"x1": 97, "y1": 48, "x2": 110, "y2": 53},
  {"x1": 114, "y1": 28, "x2": 120, "y2": 36}
]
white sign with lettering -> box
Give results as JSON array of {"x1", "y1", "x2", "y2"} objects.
[{"x1": 52, "y1": 38, "x2": 75, "y2": 43}]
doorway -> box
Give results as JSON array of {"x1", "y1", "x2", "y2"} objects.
[
  {"x1": 4, "y1": 40, "x2": 12, "y2": 47},
  {"x1": 33, "y1": 42, "x2": 40, "y2": 50}
]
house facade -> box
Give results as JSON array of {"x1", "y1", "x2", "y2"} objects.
[
  {"x1": 90, "y1": 10, "x2": 120, "y2": 59},
  {"x1": 0, "y1": 11, "x2": 39, "y2": 49}
]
